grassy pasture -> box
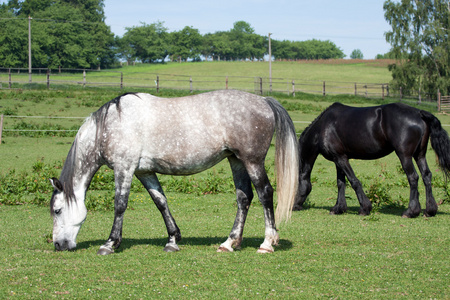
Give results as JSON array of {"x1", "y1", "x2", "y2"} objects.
[
  {"x1": 1, "y1": 62, "x2": 450, "y2": 298},
  {"x1": 1, "y1": 60, "x2": 393, "y2": 95}
]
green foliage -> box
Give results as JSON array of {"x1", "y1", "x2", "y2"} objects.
[
  {"x1": 0, "y1": 0, "x2": 116, "y2": 69},
  {"x1": 350, "y1": 49, "x2": 364, "y2": 59},
  {"x1": 272, "y1": 39, "x2": 345, "y2": 60},
  {"x1": 365, "y1": 176, "x2": 405, "y2": 210},
  {"x1": 169, "y1": 26, "x2": 203, "y2": 62},
  {"x1": 119, "y1": 21, "x2": 169, "y2": 64},
  {"x1": 0, "y1": 159, "x2": 58, "y2": 206},
  {"x1": 384, "y1": 0, "x2": 450, "y2": 97}
]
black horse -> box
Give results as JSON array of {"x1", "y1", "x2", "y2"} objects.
[{"x1": 294, "y1": 102, "x2": 450, "y2": 218}]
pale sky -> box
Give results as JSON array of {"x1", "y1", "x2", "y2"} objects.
[
  {"x1": 1, "y1": 0, "x2": 393, "y2": 59},
  {"x1": 103, "y1": 0, "x2": 392, "y2": 59}
]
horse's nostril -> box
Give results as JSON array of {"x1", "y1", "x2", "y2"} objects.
[{"x1": 55, "y1": 242, "x2": 61, "y2": 251}]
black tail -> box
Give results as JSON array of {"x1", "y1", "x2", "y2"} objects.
[{"x1": 421, "y1": 110, "x2": 450, "y2": 178}]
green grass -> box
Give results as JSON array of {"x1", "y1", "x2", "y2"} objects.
[
  {"x1": 1, "y1": 60, "x2": 393, "y2": 95},
  {"x1": 0, "y1": 63, "x2": 449, "y2": 298},
  {"x1": 1, "y1": 190, "x2": 449, "y2": 298}
]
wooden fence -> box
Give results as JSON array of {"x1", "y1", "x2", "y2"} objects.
[
  {"x1": 438, "y1": 93, "x2": 450, "y2": 112},
  {"x1": 0, "y1": 67, "x2": 392, "y2": 99}
]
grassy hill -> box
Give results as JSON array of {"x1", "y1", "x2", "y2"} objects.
[{"x1": 118, "y1": 59, "x2": 393, "y2": 83}]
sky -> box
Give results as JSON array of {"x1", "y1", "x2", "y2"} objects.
[
  {"x1": 103, "y1": 0, "x2": 392, "y2": 59},
  {"x1": 0, "y1": 0, "x2": 393, "y2": 59}
]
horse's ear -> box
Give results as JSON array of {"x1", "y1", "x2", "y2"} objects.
[{"x1": 50, "y1": 178, "x2": 63, "y2": 192}]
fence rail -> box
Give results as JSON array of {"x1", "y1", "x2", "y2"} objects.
[{"x1": 0, "y1": 67, "x2": 395, "y2": 99}]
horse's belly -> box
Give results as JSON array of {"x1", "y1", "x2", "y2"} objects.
[{"x1": 136, "y1": 150, "x2": 231, "y2": 175}]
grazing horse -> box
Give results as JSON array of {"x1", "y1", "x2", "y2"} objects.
[
  {"x1": 294, "y1": 102, "x2": 450, "y2": 218},
  {"x1": 49, "y1": 90, "x2": 299, "y2": 255}
]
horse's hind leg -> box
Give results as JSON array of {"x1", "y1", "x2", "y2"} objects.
[
  {"x1": 218, "y1": 156, "x2": 254, "y2": 252},
  {"x1": 398, "y1": 155, "x2": 421, "y2": 218},
  {"x1": 246, "y1": 161, "x2": 279, "y2": 253},
  {"x1": 136, "y1": 173, "x2": 181, "y2": 252},
  {"x1": 415, "y1": 156, "x2": 437, "y2": 217}
]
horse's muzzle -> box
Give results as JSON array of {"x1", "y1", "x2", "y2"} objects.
[{"x1": 54, "y1": 240, "x2": 75, "y2": 251}]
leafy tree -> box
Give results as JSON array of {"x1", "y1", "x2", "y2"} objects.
[
  {"x1": 169, "y1": 26, "x2": 202, "y2": 62},
  {"x1": 119, "y1": 21, "x2": 169, "y2": 63},
  {"x1": 384, "y1": 0, "x2": 450, "y2": 97},
  {"x1": 201, "y1": 32, "x2": 233, "y2": 61},
  {"x1": 0, "y1": 0, "x2": 116, "y2": 69},
  {"x1": 0, "y1": 9, "x2": 28, "y2": 67},
  {"x1": 350, "y1": 49, "x2": 364, "y2": 59},
  {"x1": 272, "y1": 39, "x2": 345, "y2": 60}
]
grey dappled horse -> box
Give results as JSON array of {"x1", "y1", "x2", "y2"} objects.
[{"x1": 50, "y1": 90, "x2": 299, "y2": 255}]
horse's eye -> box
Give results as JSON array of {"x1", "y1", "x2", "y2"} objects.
[{"x1": 54, "y1": 208, "x2": 62, "y2": 215}]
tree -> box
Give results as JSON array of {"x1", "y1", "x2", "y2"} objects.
[
  {"x1": 119, "y1": 21, "x2": 169, "y2": 63},
  {"x1": 384, "y1": 0, "x2": 450, "y2": 97},
  {"x1": 169, "y1": 26, "x2": 202, "y2": 62},
  {"x1": 271, "y1": 39, "x2": 345, "y2": 60},
  {"x1": 350, "y1": 49, "x2": 363, "y2": 59},
  {"x1": 0, "y1": 0, "x2": 116, "y2": 69}
]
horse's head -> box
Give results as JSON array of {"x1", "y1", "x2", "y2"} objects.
[{"x1": 49, "y1": 178, "x2": 87, "y2": 251}]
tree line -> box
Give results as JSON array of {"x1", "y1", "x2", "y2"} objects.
[{"x1": 0, "y1": 0, "x2": 345, "y2": 69}]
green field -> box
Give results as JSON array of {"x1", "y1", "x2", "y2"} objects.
[
  {"x1": 1, "y1": 62, "x2": 449, "y2": 298},
  {"x1": 1, "y1": 60, "x2": 393, "y2": 96}
]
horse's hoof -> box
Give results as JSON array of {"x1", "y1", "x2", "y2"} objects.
[
  {"x1": 424, "y1": 210, "x2": 437, "y2": 218},
  {"x1": 292, "y1": 205, "x2": 303, "y2": 211},
  {"x1": 257, "y1": 247, "x2": 274, "y2": 254},
  {"x1": 217, "y1": 246, "x2": 233, "y2": 253},
  {"x1": 402, "y1": 210, "x2": 419, "y2": 218},
  {"x1": 97, "y1": 247, "x2": 114, "y2": 255},
  {"x1": 163, "y1": 245, "x2": 180, "y2": 252}
]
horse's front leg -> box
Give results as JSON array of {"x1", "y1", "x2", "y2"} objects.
[
  {"x1": 136, "y1": 173, "x2": 181, "y2": 252},
  {"x1": 330, "y1": 166, "x2": 348, "y2": 214},
  {"x1": 244, "y1": 162, "x2": 278, "y2": 253},
  {"x1": 334, "y1": 158, "x2": 372, "y2": 215},
  {"x1": 218, "y1": 157, "x2": 254, "y2": 252},
  {"x1": 97, "y1": 171, "x2": 134, "y2": 255}
]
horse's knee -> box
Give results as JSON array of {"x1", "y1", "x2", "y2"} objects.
[
  {"x1": 236, "y1": 189, "x2": 253, "y2": 209},
  {"x1": 114, "y1": 197, "x2": 128, "y2": 215},
  {"x1": 258, "y1": 184, "x2": 274, "y2": 206}
]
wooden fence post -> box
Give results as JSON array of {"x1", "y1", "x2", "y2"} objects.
[
  {"x1": 438, "y1": 90, "x2": 441, "y2": 111},
  {"x1": 260, "y1": 77, "x2": 263, "y2": 95},
  {"x1": 226, "y1": 76, "x2": 228, "y2": 90},
  {"x1": 120, "y1": 72, "x2": 123, "y2": 90},
  {"x1": 8, "y1": 68, "x2": 12, "y2": 88},
  {"x1": 322, "y1": 81, "x2": 326, "y2": 96},
  {"x1": 190, "y1": 77, "x2": 193, "y2": 93},
  {"x1": 292, "y1": 80, "x2": 295, "y2": 97},
  {"x1": 156, "y1": 75, "x2": 160, "y2": 93},
  {"x1": 0, "y1": 114, "x2": 3, "y2": 145},
  {"x1": 47, "y1": 69, "x2": 50, "y2": 89},
  {"x1": 83, "y1": 70, "x2": 86, "y2": 88},
  {"x1": 354, "y1": 83, "x2": 357, "y2": 96},
  {"x1": 418, "y1": 87, "x2": 421, "y2": 104}
]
